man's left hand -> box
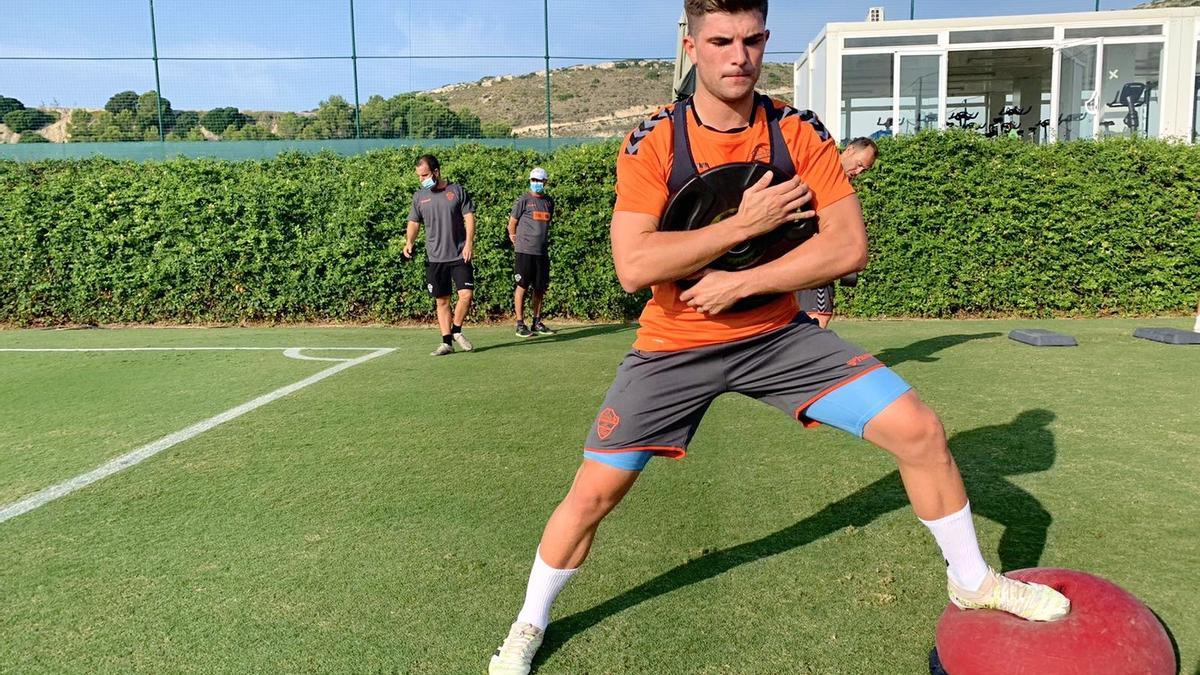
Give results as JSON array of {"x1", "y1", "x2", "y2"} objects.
[
  {"x1": 463, "y1": 244, "x2": 474, "y2": 263},
  {"x1": 679, "y1": 269, "x2": 751, "y2": 315}
]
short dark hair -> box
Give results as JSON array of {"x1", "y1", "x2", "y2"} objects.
[
  {"x1": 846, "y1": 137, "x2": 878, "y2": 155},
  {"x1": 415, "y1": 154, "x2": 440, "y2": 171},
  {"x1": 685, "y1": 0, "x2": 768, "y2": 33}
]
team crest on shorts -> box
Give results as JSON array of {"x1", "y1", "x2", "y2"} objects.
[
  {"x1": 847, "y1": 353, "x2": 873, "y2": 367},
  {"x1": 596, "y1": 407, "x2": 620, "y2": 440},
  {"x1": 427, "y1": 283, "x2": 434, "y2": 293}
]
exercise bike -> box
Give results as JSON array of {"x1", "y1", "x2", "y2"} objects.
[
  {"x1": 947, "y1": 105, "x2": 980, "y2": 130},
  {"x1": 870, "y1": 116, "x2": 906, "y2": 140},
  {"x1": 1105, "y1": 81, "x2": 1155, "y2": 136},
  {"x1": 1000, "y1": 105, "x2": 1032, "y2": 138},
  {"x1": 1027, "y1": 119, "x2": 1050, "y2": 144},
  {"x1": 1057, "y1": 112, "x2": 1087, "y2": 141}
]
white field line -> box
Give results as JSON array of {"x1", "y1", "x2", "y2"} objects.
[
  {"x1": 0, "y1": 347, "x2": 393, "y2": 352},
  {"x1": 0, "y1": 348, "x2": 395, "y2": 525},
  {"x1": 282, "y1": 348, "x2": 350, "y2": 362}
]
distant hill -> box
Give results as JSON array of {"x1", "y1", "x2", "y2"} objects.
[
  {"x1": 1136, "y1": 0, "x2": 1200, "y2": 7},
  {"x1": 425, "y1": 59, "x2": 795, "y2": 138},
  {"x1": 3, "y1": 61, "x2": 797, "y2": 143}
]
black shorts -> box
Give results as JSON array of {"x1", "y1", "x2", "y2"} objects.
[
  {"x1": 514, "y1": 253, "x2": 550, "y2": 291},
  {"x1": 426, "y1": 261, "x2": 475, "y2": 297},
  {"x1": 797, "y1": 283, "x2": 835, "y2": 315}
]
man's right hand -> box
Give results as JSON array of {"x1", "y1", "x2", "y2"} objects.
[
  {"x1": 403, "y1": 242, "x2": 414, "y2": 259},
  {"x1": 733, "y1": 172, "x2": 815, "y2": 238}
]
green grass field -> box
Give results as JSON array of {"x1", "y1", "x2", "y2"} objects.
[{"x1": 1, "y1": 319, "x2": 1197, "y2": 674}]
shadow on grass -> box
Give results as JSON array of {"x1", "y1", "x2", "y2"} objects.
[
  {"x1": 471, "y1": 324, "x2": 635, "y2": 354},
  {"x1": 533, "y1": 407, "x2": 1058, "y2": 668},
  {"x1": 874, "y1": 332, "x2": 1002, "y2": 368},
  {"x1": 1148, "y1": 608, "x2": 1183, "y2": 675}
]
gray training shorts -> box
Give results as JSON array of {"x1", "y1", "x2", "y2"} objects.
[{"x1": 583, "y1": 314, "x2": 910, "y2": 470}]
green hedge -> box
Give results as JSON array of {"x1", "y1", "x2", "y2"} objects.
[
  {"x1": 0, "y1": 143, "x2": 642, "y2": 325},
  {"x1": 846, "y1": 132, "x2": 1200, "y2": 317},
  {"x1": 1, "y1": 133, "x2": 1197, "y2": 326}
]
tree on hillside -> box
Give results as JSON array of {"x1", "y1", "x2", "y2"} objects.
[
  {"x1": 222, "y1": 123, "x2": 277, "y2": 140},
  {"x1": 172, "y1": 110, "x2": 200, "y2": 135},
  {"x1": 311, "y1": 95, "x2": 355, "y2": 138},
  {"x1": 201, "y1": 107, "x2": 249, "y2": 134},
  {"x1": 1136, "y1": 0, "x2": 1200, "y2": 6},
  {"x1": 360, "y1": 94, "x2": 406, "y2": 138},
  {"x1": 406, "y1": 97, "x2": 459, "y2": 138},
  {"x1": 274, "y1": 112, "x2": 310, "y2": 139},
  {"x1": 104, "y1": 90, "x2": 139, "y2": 115},
  {"x1": 67, "y1": 109, "x2": 141, "y2": 142},
  {"x1": 136, "y1": 90, "x2": 176, "y2": 132},
  {"x1": 65, "y1": 109, "x2": 95, "y2": 141},
  {"x1": 3, "y1": 109, "x2": 56, "y2": 133},
  {"x1": 481, "y1": 121, "x2": 514, "y2": 138},
  {"x1": 455, "y1": 108, "x2": 482, "y2": 137},
  {"x1": 0, "y1": 96, "x2": 24, "y2": 117}
]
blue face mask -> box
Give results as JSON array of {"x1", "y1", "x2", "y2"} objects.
[
  {"x1": 420, "y1": 177, "x2": 436, "y2": 190},
  {"x1": 530, "y1": 182, "x2": 545, "y2": 194}
]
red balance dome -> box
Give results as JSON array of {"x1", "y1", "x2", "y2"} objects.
[{"x1": 933, "y1": 568, "x2": 1175, "y2": 675}]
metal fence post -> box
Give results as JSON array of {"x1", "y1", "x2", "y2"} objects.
[
  {"x1": 350, "y1": 0, "x2": 362, "y2": 139},
  {"x1": 543, "y1": 0, "x2": 552, "y2": 151},
  {"x1": 148, "y1": 0, "x2": 165, "y2": 141}
]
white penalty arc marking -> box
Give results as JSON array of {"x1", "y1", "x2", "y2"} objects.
[
  {"x1": 0, "y1": 347, "x2": 395, "y2": 525},
  {"x1": 282, "y1": 348, "x2": 351, "y2": 362}
]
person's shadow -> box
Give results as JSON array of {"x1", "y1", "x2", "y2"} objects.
[
  {"x1": 874, "y1": 332, "x2": 1002, "y2": 367},
  {"x1": 471, "y1": 324, "x2": 635, "y2": 353},
  {"x1": 532, "y1": 408, "x2": 1058, "y2": 667}
]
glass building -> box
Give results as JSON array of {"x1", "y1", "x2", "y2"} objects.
[{"x1": 794, "y1": 7, "x2": 1200, "y2": 143}]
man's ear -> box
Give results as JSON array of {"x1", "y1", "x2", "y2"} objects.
[{"x1": 682, "y1": 33, "x2": 697, "y2": 64}]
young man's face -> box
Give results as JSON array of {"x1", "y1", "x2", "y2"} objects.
[
  {"x1": 841, "y1": 146, "x2": 877, "y2": 181},
  {"x1": 683, "y1": 10, "x2": 768, "y2": 104}
]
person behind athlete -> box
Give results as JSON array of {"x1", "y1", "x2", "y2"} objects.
[
  {"x1": 489, "y1": 2, "x2": 1068, "y2": 672},
  {"x1": 404, "y1": 154, "x2": 477, "y2": 356},
  {"x1": 797, "y1": 136, "x2": 878, "y2": 328},
  {"x1": 509, "y1": 167, "x2": 556, "y2": 338},
  {"x1": 841, "y1": 136, "x2": 877, "y2": 181}
]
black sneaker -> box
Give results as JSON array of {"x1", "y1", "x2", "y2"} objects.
[
  {"x1": 532, "y1": 321, "x2": 556, "y2": 336},
  {"x1": 515, "y1": 323, "x2": 534, "y2": 338}
]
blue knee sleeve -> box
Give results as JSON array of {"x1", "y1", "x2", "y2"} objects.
[
  {"x1": 806, "y1": 367, "x2": 912, "y2": 437},
  {"x1": 583, "y1": 449, "x2": 655, "y2": 471}
]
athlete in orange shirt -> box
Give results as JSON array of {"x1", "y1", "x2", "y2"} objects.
[{"x1": 490, "y1": 3, "x2": 1069, "y2": 672}]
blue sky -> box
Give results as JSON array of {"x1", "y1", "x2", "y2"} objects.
[{"x1": 0, "y1": 0, "x2": 1138, "y2": 111}]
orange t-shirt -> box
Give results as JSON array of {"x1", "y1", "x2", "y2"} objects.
[{"x1": 615, "y1": 97, "x2": 856, "y2": 352}]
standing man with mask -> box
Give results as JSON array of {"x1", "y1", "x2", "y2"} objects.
[
  {"x1": 509, "y1": 167, "x2": 556, "y2": 338},
  {"x1": 404, "y1": 154, "x2": 477, "y2": 356},
  {"x1": 798, "y1": 136, "x2": 878, "y2": 328}
]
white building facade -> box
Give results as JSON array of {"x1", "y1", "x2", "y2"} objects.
[{"x1": 794, "y1": 7, "x2": 1200, "y2": 143}]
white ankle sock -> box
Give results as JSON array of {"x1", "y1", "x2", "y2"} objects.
[
  {"x1": 515, "y1": 550, "x2": 578, "y2": 630},
  {"x1": 919, "y1": 502, "x2": 990, "y2": 592}
]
